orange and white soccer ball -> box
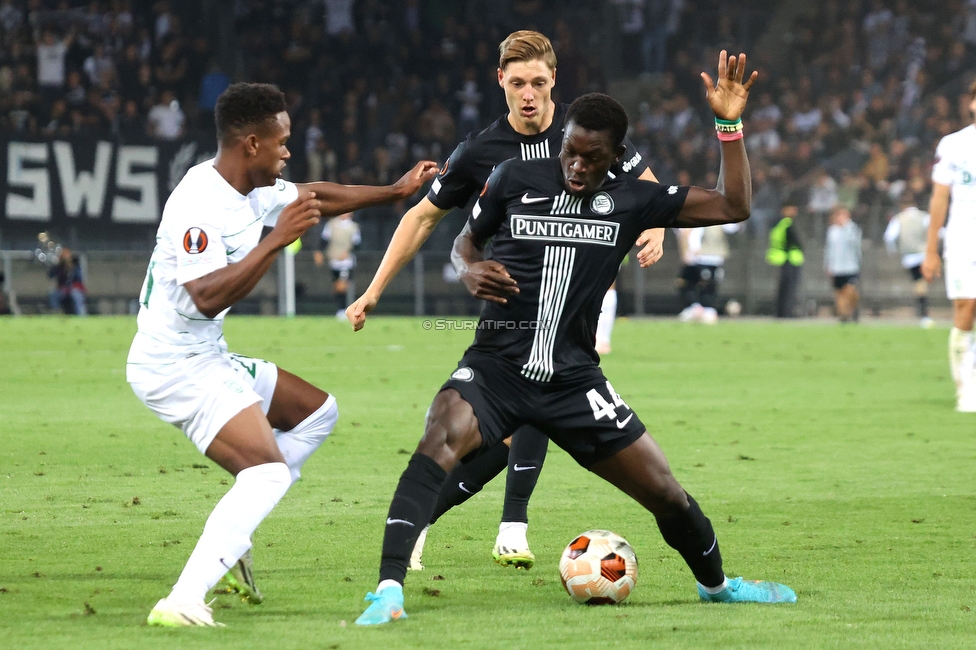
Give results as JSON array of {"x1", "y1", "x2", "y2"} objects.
[{"x1": 558, "y1": 529, "x2": 638, "y2": 604}]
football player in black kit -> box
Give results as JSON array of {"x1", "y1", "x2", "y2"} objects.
[
  {"x1": 347, "y1": 31, "x2": 666, "y2": 571},
  {"x1": 356, "y1": 51, "x2": 796, "y2": 626}
]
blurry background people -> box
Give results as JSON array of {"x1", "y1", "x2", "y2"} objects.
[
  {"x1": 825, "y1": 207, "x2": 863, "y2": 323},
  {"x1": 884, "y1": 192, "x2": 933, "y2": 327},
  {"x1": 48, "y1": 247, "x2": 87, "y2": 316},
  {"x1": 314, "y1": 212, "x2": 361, "y2": 318},
  {"x1": 676, "y1": 224, "x2": 740, "y2": 324},
  {"x1": 767, "y1": 202, "x2": 805, "y2": 318}
]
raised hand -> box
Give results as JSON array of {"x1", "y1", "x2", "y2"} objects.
[
  {"x1": 459, "y1": 260, "x2": 519, "y2": 304},
  {"x1": 700, "y1": 50, "x2": 758, "y2": 122},
  {"x1": 393, "y1": 161, "x2": 440, "y2": 200}
]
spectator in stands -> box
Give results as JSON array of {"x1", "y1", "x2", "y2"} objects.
[
  {"x1": 146, "y1": 89, "x2": 184, "y2": 140},
  {"x1": 48, "y1": 247, "x2": 87, "y2": 316},
  {"x1": 115, "y1": 98, "x2": 146, "y2": 141},
  {"x1": 35, "y1": 28, "x2": 73, "y2": 106},
  {"x1": 807, "y1": 167, "x2": 840, "y2": 224}
]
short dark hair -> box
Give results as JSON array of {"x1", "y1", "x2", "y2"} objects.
[
  {"x1": 564, "y1": 93, "x2": 629, "y2": 149},
  {"x1": 215, "y1": 82, "x2": 286, "y2": 142}
]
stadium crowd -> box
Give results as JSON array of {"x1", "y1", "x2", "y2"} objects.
[{"x1": 1, "y1": 0, "x2": 975, "y2": 248}]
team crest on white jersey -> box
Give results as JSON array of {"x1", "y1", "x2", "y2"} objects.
[
  {"x1": 451, "y1": 367, "x2": 474, "y2": 382},
  {"x1": 590, "y1": 192, "x2": 614, "y2": 215}
]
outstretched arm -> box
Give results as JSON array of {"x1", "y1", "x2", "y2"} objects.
[
  {"x1": 672, "y1": 51, "x2": 757, "y2": 228},
  {"x1": 345, "y1": 196, "x2": 450, "y2": 330},
  {"x1": 297, "y1": 160, "x2": 438, "y2": 218}
]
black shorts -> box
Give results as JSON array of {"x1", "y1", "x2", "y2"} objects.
[
  {"x1": 332, "y1": 268, "x2": 351, "y2": 282},
  {"x1": 679, "y1": 264, "x2": 723, "y2": 286},
  {"x1": 440, "y1": 351, "x2": 645, "y2": 468},
  {"x1": 908, "y1": 265, "x2": 923, "y2": 282},
  {"x1": 832, "y1": 274, "x2": 858, "y2": 290}
]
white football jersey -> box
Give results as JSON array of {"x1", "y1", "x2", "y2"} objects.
[
  {"x1": 127, "y1": 160, "x2": 298, "y2": 369},
  {"x1": 932, "y1": 124, "x2": 976, "y2": 257}
]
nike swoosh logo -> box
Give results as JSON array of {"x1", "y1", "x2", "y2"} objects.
[
  {"x1": 521, "y1": 193, "x2": 549, "y2": 204},
  {"x1": 615, "y1": 414, "x2": 634, "y2": 429},
  {"x1": 513, "y1": 464, "x2": 537, "y2": 471},
  {"x1": 703, "y1": 536, "x2": 718, "y2": 556},
  {"x1": 386, "y1": 518, "x2": 415, "y2": 527},
  {"x1": 458, "y1": 482, "x2": 474, "y2": 494}
]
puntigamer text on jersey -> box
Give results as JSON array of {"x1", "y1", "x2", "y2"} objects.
[{"x1": 510, "y1": 215, "x2": 619, "y2": 246}]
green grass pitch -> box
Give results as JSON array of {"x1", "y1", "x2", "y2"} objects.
[{"x1": 1, "y1": 316, "x2": 974, "y2": 649}]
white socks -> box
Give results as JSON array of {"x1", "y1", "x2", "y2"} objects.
[
  {"x1": 698, "y1": 576, "x2": 729, "y2": 594},
  {"x1": 596, "y1": 289, "x2": 617, "y2": 348},
  {"x1": 169, "y1": 462, "x2": 291, "y2": 603},
  {"x1": 275, "y1": 395, "x2": 338, "y2": 483},
  {"x1": 496, "y1": 521, "x2": 529, "y2": 548},
  {"x1": 948, "y1": 327, "x2": 974, "y2": 394}
]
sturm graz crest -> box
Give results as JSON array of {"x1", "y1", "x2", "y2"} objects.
[{"x1": 590, "y1": 192, "x2": 614, "y2": 215}]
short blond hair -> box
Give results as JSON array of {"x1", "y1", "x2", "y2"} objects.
[{"x1": 498, "y1": 30, "x2": 557, "y2": 71}]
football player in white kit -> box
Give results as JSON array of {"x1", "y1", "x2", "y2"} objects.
[
  {"x1": 127, "y1": 82, "x2": 437, "y2": 626},
  {"x1": 923, "y1": 80, "x2": 976, "y2": 412}
]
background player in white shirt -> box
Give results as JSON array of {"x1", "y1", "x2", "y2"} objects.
[
  {"x1": 922, "y1": 80, "x2": 976, "y2": 411},
  {"x1": 127, "y1": 82, "x2": 436, "y2": 627},
  {"x1": 884, "y1": 192, "x2": 933, "y2": 327}
]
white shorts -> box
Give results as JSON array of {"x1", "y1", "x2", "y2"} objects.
[
  {"x1": 128, "y1": 351, "x2": 278, "y2": 453},
  {"x1": 944, "y1": 254, "x2": 976, "y2": 300}
]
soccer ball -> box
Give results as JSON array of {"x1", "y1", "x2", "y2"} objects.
[{"x1": 558, "y1": 530, "x2": 638, "y2": 604}]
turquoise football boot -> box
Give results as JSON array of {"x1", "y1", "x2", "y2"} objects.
[
  {"x1": 698, "y1": 577, "x2": 797, "y2": 603},
  {"x1": 355, "y1": 584, "x2": 408, "y2": 625}
]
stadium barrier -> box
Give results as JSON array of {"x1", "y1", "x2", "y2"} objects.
[{"x1": 0, "y1": 243, "x2": 950, "y2": 319}]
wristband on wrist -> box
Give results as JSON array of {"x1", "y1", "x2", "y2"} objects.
[{"x1": 715, "y1": 117, "x2": 743, "y2": 141}]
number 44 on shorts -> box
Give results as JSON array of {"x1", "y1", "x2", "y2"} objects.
[{"x1": 586, "y1": 381, "x2": 630, "y2": 422}]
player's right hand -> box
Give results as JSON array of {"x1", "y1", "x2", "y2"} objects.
[
  {"x1": 273, "y1": 191, "x2": 321, "y2": 249},
  {"x1": 635, "y1": 228, "x2": 665, "y2": 267},
  {"x1": 346, "y1": 293, "x2": 377, "y2": 331},
  {"x1": 459, "y1": 260, "x2": 519, "y2": 304},
  {"x1": 393, "y1": 161, "x2": 440, "y2": 200},
  {"x1": 921, "y1": 251, "x2": 942, "y2": 282}
]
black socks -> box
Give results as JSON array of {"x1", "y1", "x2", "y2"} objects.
[
  {"x1": 655, "y1": 493, "x2": 725, "y2": 588},
  {"x1": 379, "y1": 453, "x2": 447, "y2": 584}
]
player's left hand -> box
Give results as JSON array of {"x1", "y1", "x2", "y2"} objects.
[
  {"x1": 393, "y1": 161, "x2": 440, "y2": 199},
  {"x1": 701, "y1": 50, "x2": 757, "y2": 122},
  {"x1": 459, "y1": 260, "x2": 519, "y2": 304},
  {"x1": 635, "y1": 228, "x2": 665, "y2": 267}
]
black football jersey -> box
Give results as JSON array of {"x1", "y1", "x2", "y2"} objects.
[
  {"x1": 466, "y1": 157, "x2": 689, "y2": 382},
  {"x1": 427, "y1": 102, "x2": 650, "y2": 213}
]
